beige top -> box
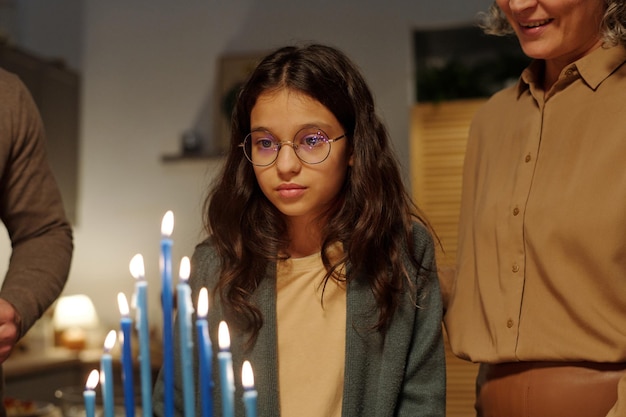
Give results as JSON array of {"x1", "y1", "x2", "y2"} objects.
[
  {"x1": 445, "y1": 45, "x2": 626, "y2": 364},
  {"x1": 276, "y1": 249, "x2": 346, "y2": 417}
]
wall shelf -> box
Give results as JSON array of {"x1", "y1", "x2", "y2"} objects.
[{"x1": 160, "y1": 152, "x2": 225, "y2": 163}]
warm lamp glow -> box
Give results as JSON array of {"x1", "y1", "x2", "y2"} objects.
[
  {"x1": 52, "y1": 294, "x2": 99, "y2": 350},
  {"x1": 218, "y1": 321, "x2": 230, "y2": 350},
  {"x1": 242, "y1": 360, "x2": 254, "y2": 389},
  {"x1": 53, "y1": 294, "x2": 99, "y2": 330}
]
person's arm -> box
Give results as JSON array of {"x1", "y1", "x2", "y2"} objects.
[
  {"x1": 0, "y1": 72, "x2": 73, "y2": 357},
  {"x1": 396, "y1": 227, "x2": 446, "y2": 417}
]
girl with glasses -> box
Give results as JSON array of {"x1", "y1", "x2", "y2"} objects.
[{"x1": 154, "y1": 43, "x2": 445, "y2": 417}]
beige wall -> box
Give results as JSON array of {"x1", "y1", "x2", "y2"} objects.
[{"x1": 1, "y1": 0, "x2": 491, "y2": 331}]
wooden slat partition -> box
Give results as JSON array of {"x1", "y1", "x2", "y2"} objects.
[{"x1": 410, "y1": 99, "x2": 486, "y2": 417}]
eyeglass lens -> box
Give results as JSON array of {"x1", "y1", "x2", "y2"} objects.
[{"x1": 243, "y1": 127, "x2": 333, "y2": 165}]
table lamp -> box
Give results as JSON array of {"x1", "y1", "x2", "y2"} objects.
[{"x1": 52, "y1": 294, "x2": 100, "y2": 350}]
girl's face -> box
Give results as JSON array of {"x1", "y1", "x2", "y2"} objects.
[
  {"x1": 250, "y1": 88, "x2": 352, "y2": 227},
  {"x1": 497, "y1": 0, "x2": 604, "y2": 64}
]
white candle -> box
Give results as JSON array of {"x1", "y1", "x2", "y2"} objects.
[
  {"x1": 218, "y1": 321, "x2": 235, "y2": 417},
  {"x1": 177, "y1": 256, "x2": 195, "y2": 417},
  {"x1": 100, "y1": 330, "x2": 117, "y2": 417},
  {"x1": 130, "y1": 253, "x2": 152, "y2": 417},
  {"x1": 84, "y1": 369, "x2": 99, "y2": 417},
  {"x1": 242, "y1": 361, "x2": 258, "y2": 417}
]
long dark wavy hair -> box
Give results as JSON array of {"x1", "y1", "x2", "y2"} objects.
[{"x1": 205, "y1": 43, "x2": 431, "y2": 342}]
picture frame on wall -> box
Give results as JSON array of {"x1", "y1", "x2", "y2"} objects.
[{"x1": 215, "y1": 52, "x2": 267, "y2": 154}]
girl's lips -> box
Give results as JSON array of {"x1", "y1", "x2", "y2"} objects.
[{"x1": 276, "y1": 184, "x2": 306, "y2": 198}]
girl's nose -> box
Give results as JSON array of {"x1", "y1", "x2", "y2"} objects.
[{"x1": 274, "y1": 144, "x2": 302, "y2": 175}]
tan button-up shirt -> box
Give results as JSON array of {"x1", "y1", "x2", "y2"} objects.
[{"x1": 445, "y1": 45, "x2": 626, "y2": 364}]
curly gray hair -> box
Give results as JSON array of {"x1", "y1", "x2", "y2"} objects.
[{"x1": 479, "y1": 0, "x2": 626, "y2": 46}]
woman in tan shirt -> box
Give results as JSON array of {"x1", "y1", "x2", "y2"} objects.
[{"x1": 444, "y1": 0, "x2": 626, "y2": 416}]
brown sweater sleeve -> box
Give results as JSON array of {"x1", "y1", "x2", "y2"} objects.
[{"x1": 0, "y1": 68, "x2": 73, "y2": 338}]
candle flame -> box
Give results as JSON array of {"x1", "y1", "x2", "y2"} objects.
[
  {"x1": 179, "y1": 256, "x2": 190, "y2": 282},
  {"x1": 103, "y1": 329, "x2": 117, "y2": 351},
  {"x1": 86, "y1": 369, "x2": 99, "y2": 390},
  {"x1": 218, "y1": 321, "x2": 231, "y2": 350},
  {"x1": 117, "y1": 292, "x2": 130, "y2": 316},
  {"x1": 129, "y1": 253, "x2": 145, "y2": 280},
  {"x1": 197, "y1": 287, "x2": 209, "y2": 318},
  {"x1": 242, "y1": 360, "x2": 255, "y2": 389},
  {"x1": 161, "y1": 210, "x2": 174, "y2": 237}
]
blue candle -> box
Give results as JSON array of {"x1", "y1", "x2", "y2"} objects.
[
  {"x1": 196, "y1": 288, "x2": 213, "y2": 417},
  {"x1": 118, "y1": 292, "x2": 135, "y2": 417},
  {"x1": 130, "y1": 254, "x2": 152, "y2": 417},
  {"x1": 218, "y1": 321, "x2": 235, "y2": 417},
  {"x1": 84, "y1": 369, "x2": 99, "y2": 417},
  {"x1": 177, "y1": 256, "x2": 195, "y2": 417},
  {"x1": 241, "y1": 361, "x2": 258, "y2": 417},
  {"x1": 160, "y1": 211, "x2": 175, "y2": 417},
  {"x1": 100, "y1": 330, "x2": 117, "y2": 417}
]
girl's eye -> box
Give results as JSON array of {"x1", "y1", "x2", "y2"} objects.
[
  {"x1": 257, "y1": 138, "x2": 275, "y2": 149},
  {"x1": 302, "y1": 134, "x2": 325, "y2": 147}
]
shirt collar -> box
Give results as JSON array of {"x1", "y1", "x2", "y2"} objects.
[{"x1": 515, "y1": 44, "x2": 626, "y2": 97}]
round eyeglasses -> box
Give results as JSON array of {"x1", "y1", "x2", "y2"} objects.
[{"x1": 239, "y1": 127, "x2": 346, "y2": 166}]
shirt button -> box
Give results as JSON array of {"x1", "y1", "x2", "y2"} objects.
[
  {"x1": 513, "y1": 207, "x2": 520, "y2": 216},
  {"x1": 525, "y1": 154, "x2": 532, "y2": 163},
  {"x1": 507, "y1": 319, "x2": 514, "y2": 328},
  {"x1": 512, "y1": 263, "x2": 520, "y2": 273}
]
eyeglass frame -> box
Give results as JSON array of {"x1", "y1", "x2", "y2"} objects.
[{"x1": 238, "y1": 127, "x2": 347, "y2": 167}]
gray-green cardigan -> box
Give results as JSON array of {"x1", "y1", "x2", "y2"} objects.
[{"x1": 153, "y1": 223, "x2": 446, "y2": 417}]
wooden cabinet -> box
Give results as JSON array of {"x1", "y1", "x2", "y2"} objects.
[
  {"x1": 4, "y1": 347, "x2": 160, "y2": 406},
  {"x1": 411, "y1": 99, "x2": 485, "y2": 417},
  {"x1": 4, "y1": 348, "x2": 85, "y2": 404}
]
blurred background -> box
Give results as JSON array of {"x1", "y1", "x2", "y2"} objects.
[{"x1": 0, "y1": 1, "x2": 527, "y2": 415}]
